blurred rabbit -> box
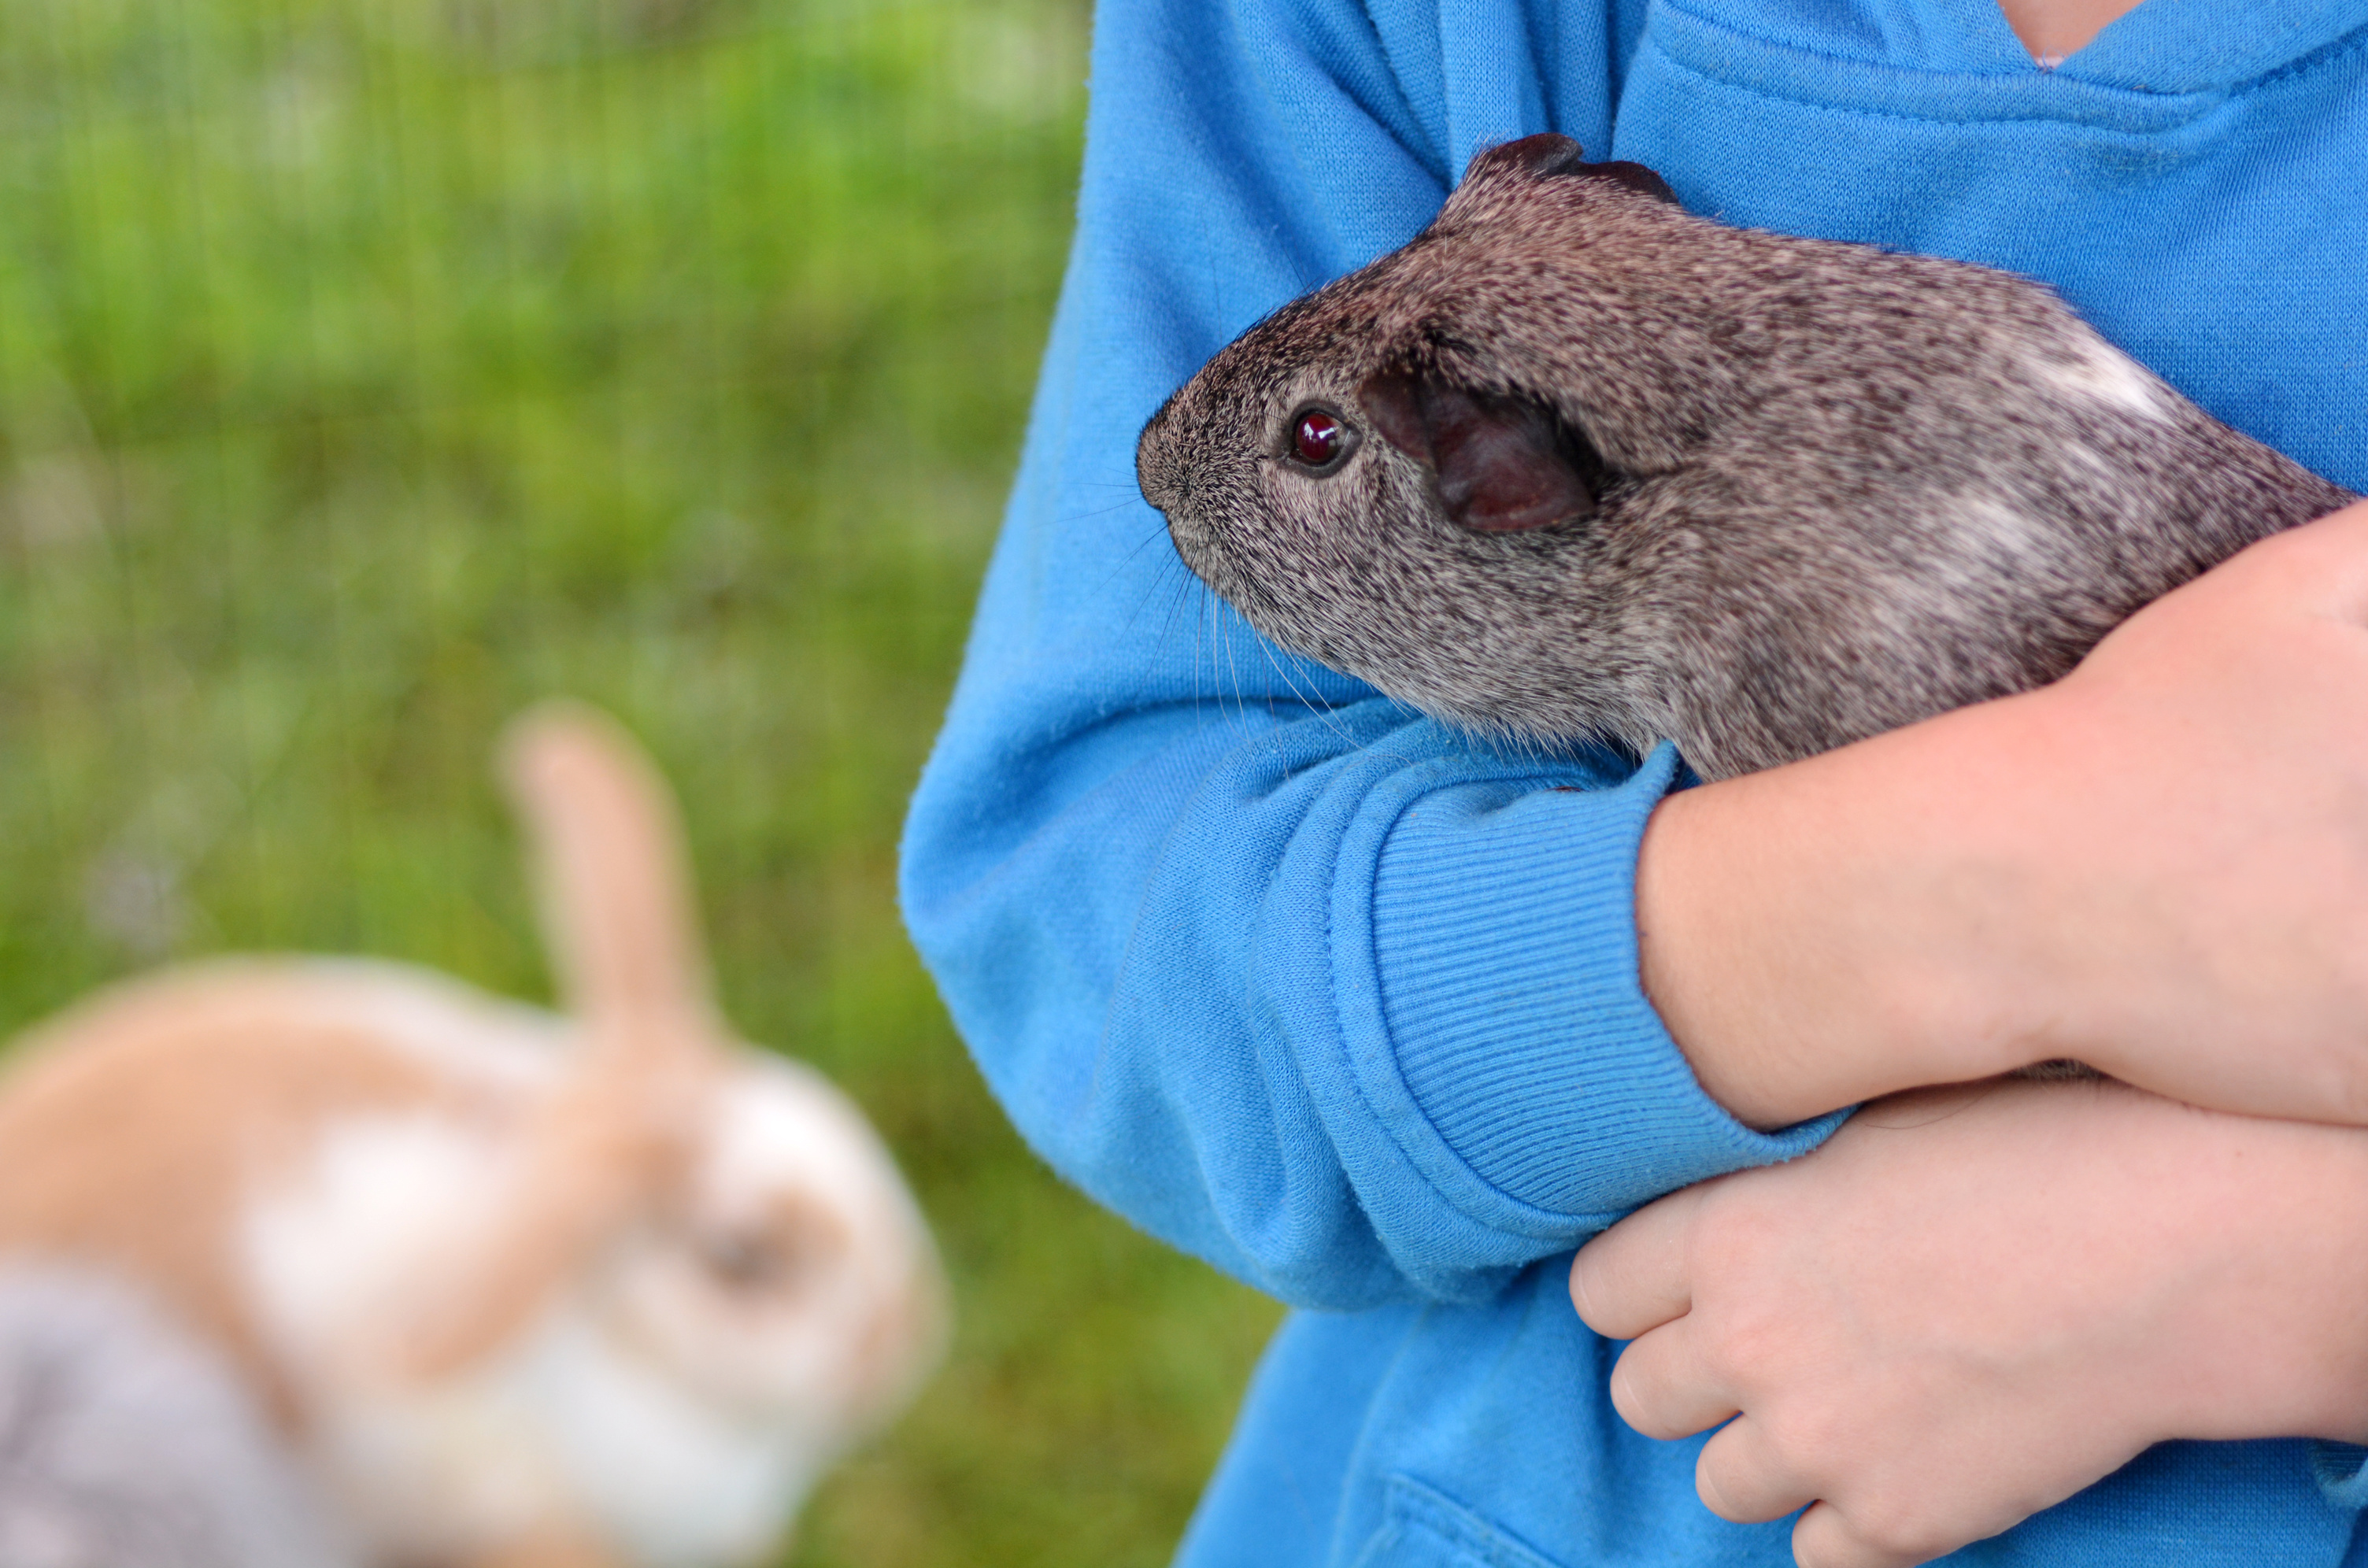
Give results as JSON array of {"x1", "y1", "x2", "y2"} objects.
[
  {"x1": 0, "y1": 1263, "x2": 356, "y2": 1568},
  {"x1": 0, "y1": 704, "x2": 947, "y2": 1568}
]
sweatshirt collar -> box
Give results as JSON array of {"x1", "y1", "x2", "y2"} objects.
[
  {"x1": 1688, "y1": 0, "x2": 2366, "y2": 91},
  {"x1": 2051, "y1": 0, "x2": 2366, "y2": 91}
]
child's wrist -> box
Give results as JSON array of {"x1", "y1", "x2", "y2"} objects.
[
  {"x1": 1637, "y1": 694, "x2": 2060, "y2": 1126},
  {"x1": 2114, "y1": 1099, "x2": 2368, "y2": 1448}
]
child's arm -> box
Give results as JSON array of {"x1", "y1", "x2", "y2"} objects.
[
  {"x1": 901, "y1": 0, "x2": 1861, "y2": 1307},
  {"x1": 1571, "y1": 1078, "x2": 2368, "y2": 1568},
  {"x1": 1637, "y1": 498, "x2": 2368, "y2": 1130},
  {"x1": 907, "y1": 0, "x2": 2368, "y2": 1313},
  {"x1": 1569, "y1": 501, "x2": 2368, "y2": 1563}
]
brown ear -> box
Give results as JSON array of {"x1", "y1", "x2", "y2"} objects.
[
  {"x1": 1356, "y1": 368, "x2": 1602, "y2": 534},
  {"x1": 1581, "y1": 160, "x2": 1678, "y2": 205},
  {"x1": 1462, "y1": 135, "x2": 1678, "y2": 206},
  {"x1": 1469, "y1": 132, "x2": 1596, "y2": 183}
]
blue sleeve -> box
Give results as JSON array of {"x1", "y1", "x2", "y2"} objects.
[
  {"x1": 2313, "y1": 1443, "x2": 2368, "y2": 1511},
  {"x1": 897, "y1": 0, "x2": 1843, "y2": 1309}
]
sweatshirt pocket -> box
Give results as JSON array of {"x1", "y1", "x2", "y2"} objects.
[{"x1": 1350, "y1": 1476, "x2": 1569, "y2": 1568}]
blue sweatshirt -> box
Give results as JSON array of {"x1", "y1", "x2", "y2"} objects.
[{"x1": 897, "y1": 0, "x2": 2368, "y2": 1558}]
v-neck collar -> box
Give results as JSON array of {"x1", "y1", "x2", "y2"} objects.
[
  {"x1": 1678, "y1": 0, "x2": 2367, "y2": 91},
  {"x1": 2049, "y1": 0, "x2": 2367, "y2": 91}
]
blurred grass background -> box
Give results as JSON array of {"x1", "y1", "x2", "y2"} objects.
[{"x1": 0, "y1": 0, "x2": 1284, "y2": 1562}]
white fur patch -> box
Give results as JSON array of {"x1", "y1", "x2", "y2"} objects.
[
  {"x1": 1946, "y1": 494, "x2": 2048, "y2": 571},
  {"x1": 515, "y1": 1309, "x2": 822, "y2": 1567},
  {"x1": 245, "y1": 1113, "x2": 512, "y2": 1359},
  {"x1": 1870, "y1": 494, "x2": 2056, "y2": 645},
  {"x1": 244, "y1": 1113, "x2": 560, "y2": 1562},
  {"x1": 2037, "y1": 338, "x2": 2170, "y2": 421},
  {"x1": 242, "y1": 1111, "x2": 822, "y2": 1566}
]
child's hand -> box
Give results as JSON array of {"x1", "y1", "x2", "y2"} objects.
[
  {"x1": 1639, "y1": 498, "x2": 2368, "y2": 1130},
  {"x1": 1568, "y1": 1077, "x2": 2368, "y2": 1568}
]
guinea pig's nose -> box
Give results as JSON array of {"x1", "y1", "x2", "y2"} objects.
[{"x1": 1135, "y1": 437, "x2": 1190, "y2": 516}]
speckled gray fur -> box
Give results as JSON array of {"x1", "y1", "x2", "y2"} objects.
[
  {"x1": 0, "y1": 1265, "x2": 355, "y2": 1568},
  {"x1": 1137, "y1": 135, "x2": 2356, "y2": 782}
]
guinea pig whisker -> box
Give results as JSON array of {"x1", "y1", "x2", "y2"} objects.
[
  {"x1": 1105, "y1": 519, "x2": 1184, "y2": 590},
  {"x1": 1250, "y1": 637, "x2": 1366, "y2": 752},
  {"x1": 1218, "y1": 601, "x2": 1250, "y2": 723},
  {"x1": 1211, "y1": 595, "x2": 1261, "y2": 727},
  {"x1": 1153, "y1": 567, "x2": 1204, "y2": 652},
  {"x1": 1117, "y1": 548, "x2": 1191, "y2": 639},
  {"x1": 1131, "y1": 571, "x2": 1207, "y2": 677}
]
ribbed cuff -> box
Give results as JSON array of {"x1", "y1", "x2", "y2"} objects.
[
  {"x1": 2311, "y1": 1442, "x2": 2368, "y2": 1510},
  {"x1": 1372, "y1": 742, "x2": 1844, "y2": 1219}
]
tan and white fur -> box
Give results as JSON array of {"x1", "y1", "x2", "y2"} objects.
[{"x1": 0, "y1": 704, "x2": 948, "y2": 1568}]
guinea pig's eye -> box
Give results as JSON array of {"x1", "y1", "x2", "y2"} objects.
[{"x1": 1285, "y1": 405, "x2": 1358, "y2": 474}]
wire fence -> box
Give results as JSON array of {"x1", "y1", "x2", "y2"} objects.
[{"x1": 0, "y1": 0, "x2": 1282, "y2": 1562}]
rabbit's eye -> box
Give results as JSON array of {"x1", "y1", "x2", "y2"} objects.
[
  {"x1": 697, "y1": 1197, "x2": 849, "y2": 1296},
  {"x1": 701, "y1": 1232, "x2": 790, "y2": 1289},
  {"x1": 1286, "y1": 406, "x2": 1356, "y2": 472}
]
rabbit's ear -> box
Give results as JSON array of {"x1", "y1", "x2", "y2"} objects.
[
  {"x1": 500, "y1": 702, "x2": 720, "y2": 1054},
  {"x1": 1357, "y1": 367, "x2": 1601, "y2": 534}
]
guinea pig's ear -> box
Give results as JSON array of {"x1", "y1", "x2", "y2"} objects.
[
  {"x1": 1357, "y1": 367, "x2": 1602, "y2": 534},
  {"x1": 1462, "y1": 134, "x2": 1678, "y2": 207}
]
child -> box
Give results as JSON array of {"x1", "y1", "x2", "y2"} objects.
[{"x1": 897, "y1": 0, "x2": 2368, "y2": 1558}]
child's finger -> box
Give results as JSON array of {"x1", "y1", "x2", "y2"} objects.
[
  {"x1": 1606, "y1": 1320, "x2": 1738, "y2": 1440},
  {"x1": 1568, "y1": 1185, "x2": 1704, "y2": 1338},
  {"x1": 1693, "y1": 1415, "x2": 1813, "y2": 1525},
  {"x1": 1789, "y1": 1498, "x2": 1928, "y2": 1568}
]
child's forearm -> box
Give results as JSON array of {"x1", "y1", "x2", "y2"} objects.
[
  {"x1": 1635, "y1": 688, "x2": 2066, "y2": 1126},
  {"x1": 1640, "y1": 497, "x2": 2368, "y2": 1130}
]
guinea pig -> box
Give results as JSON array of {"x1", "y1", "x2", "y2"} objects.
[{"x1": 1135, "y1": 133, "x2": 2357, "y2": 782}]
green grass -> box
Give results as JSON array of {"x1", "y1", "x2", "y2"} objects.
[{"x1": 0, "y1": 0, "x2": 1285, "y2": 1562}]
